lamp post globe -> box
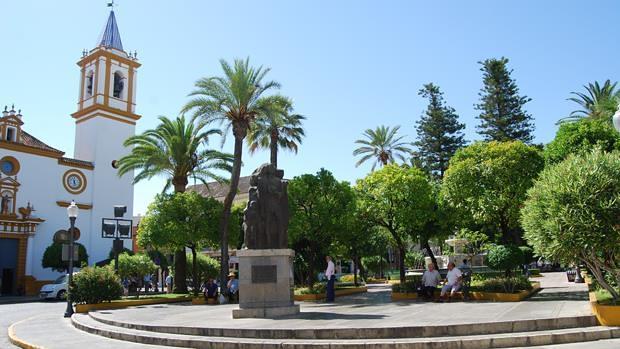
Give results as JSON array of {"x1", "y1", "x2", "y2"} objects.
[{"x1": 64, "y1": 201, "x2": 79, "y2": 318}]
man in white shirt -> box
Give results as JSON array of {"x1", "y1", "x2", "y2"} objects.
[
  {"x1": 421, "y1": 263, "x2": 441, "y2": 300},
  {"x1": 325, "y1": 256, "x2": 336, "y2": 302},
  {"x1": 440, "y1": 262, "x2": 463, "y2": 301}
]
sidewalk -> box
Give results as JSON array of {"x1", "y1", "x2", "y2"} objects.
[{"x1": 0, "y1": 296, "x2": 42, "y2": 305}]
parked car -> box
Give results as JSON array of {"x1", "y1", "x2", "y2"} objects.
[{"x1": 39, "y1": 274, "x2": 69, "y2": 300}]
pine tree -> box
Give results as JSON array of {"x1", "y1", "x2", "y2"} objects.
[
  {"x1": 475, "y1": 57, "x2": 534, "y2": 144},
  {"x1": 414, "y1": 83, "x2": 466, "y2": 178}
]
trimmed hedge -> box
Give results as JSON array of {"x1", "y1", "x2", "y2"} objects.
[
  {"x1": 472, "y1": 276, "x2": 533, "y2": 294},
  {"x1": 70, "y1": 266, "x2": 123, "y2": 304}
]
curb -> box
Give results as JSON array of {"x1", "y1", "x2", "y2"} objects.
[{"x1": 7, "y1": 317, "x2": 45, "y2": 349}]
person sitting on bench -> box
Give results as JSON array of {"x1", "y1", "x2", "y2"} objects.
[
  {"x1": 440, "y1": 262, "x2": 462, "y2": 301},
  {"x1": 421, "y1": 263, "x2": 441, "y2": 300}
]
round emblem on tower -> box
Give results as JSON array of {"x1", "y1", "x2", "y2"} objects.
[{"x1": 62, "y1": 169, "x2": 87, "y2": 194}]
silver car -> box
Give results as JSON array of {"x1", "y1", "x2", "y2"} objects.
[{"x1": 39, "y1": 275, "x2": 68, "y2": 300}]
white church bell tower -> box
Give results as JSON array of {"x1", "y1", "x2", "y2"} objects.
[{"x1": 71, "y1": 9, "x2": 139, "y2": 258}]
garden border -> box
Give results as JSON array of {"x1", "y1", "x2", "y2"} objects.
[
  {"x1": 391, "y1": 281, "x2": 540, "y2": 302},
  {"x1": 75, "y1": 295, "x2": 193, "y2": 313},
  {"x1": 294, "y1": 286, "x2": 368, "y2": 301}
]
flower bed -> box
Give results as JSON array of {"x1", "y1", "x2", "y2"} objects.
[
  {"x1": 391, "y1": 278, "x2": 540, "y2": 302},
  {"x1": 584, "y1": 275, "x2": 620, "y2": 326},
  {"x1": 294, "y1": 285, "x2": 368, "y2": 301}
]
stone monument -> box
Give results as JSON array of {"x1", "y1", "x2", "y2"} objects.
[{"x1": 232, "y1": 164, "x2": 300, "y2": 318}]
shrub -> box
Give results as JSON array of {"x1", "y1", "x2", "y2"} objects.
[
  {"x1": 473, "y1": 276, "x2": 532, "y2": 294},
  {"x1": 42, "y1": 242, "x2": 88, "y2": 272},
  {"x1": 339, "y1": 274, "x2": 355, "y2": 283},
  {"x1": 392, "y1": 281, "x2": 419, "y2": 293},
  {"x1": 487, "y1": 245, "x2": 524, "y2": 276},
  {"x1": 69, "y1": 266, "x2": 123, "y2": 304},
  {"x1": 362, "y1": 255, "x2": 387, "y2": 276},
  {"x1": 116, "y1": 253, "x2": 157, "y2": 297},
  {"x1": 295, "y1": 282, "x2": 326, "y2": 295},
  {"x1": 186, "y1": 253, "x2": 220, "y2": 289}
]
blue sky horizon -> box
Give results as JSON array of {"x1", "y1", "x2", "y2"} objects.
[{"x1": 1, "y1": 1, "x2": 619, "y2": 215}]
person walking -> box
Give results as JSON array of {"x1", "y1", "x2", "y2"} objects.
[{"x1": 325, "y1": 256, "x2": 336, "y2": 302}]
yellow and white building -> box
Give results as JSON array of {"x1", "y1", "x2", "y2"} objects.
[{"x1": 0, "y1": 10, "x2": 140, "y2": 295}]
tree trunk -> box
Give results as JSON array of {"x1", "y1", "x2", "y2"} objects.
[
  {"x1": 352, "y1": 254, "x2": 358, "y2": 287},
  {"x1": 191, "y1": 247, "x2": 199, "y2": 297},
  {"x1": 398, "y1": 246, "x2": 406, "y2": 285},
  {"x1": 219, "y1": 129, "x2": 245, "y2": 294},
  {"x1": 422, "y1": 239, "x2": 438, "y2": 270},
  {"x1": 173, "y1": 249, "x2": 187, "y2": 293},
  {"x1": 270, "y1": 129, "x2": 278, "y2": 169},
  {"x1": 173, "y1": 180, "x2": 188, "y2": 293}
]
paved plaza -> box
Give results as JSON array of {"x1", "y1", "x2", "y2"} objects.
[{"x1": 6, "y1": 273, "x2": 620, "y2": 348}]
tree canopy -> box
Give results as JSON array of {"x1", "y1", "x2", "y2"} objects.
[
  {"x1": 441, "y1": 141, "x2": 544, "y2": 245},
  {"x1": 414, "y1": 83, "x2": 466, "y2": 178},
  {"x1": 522, "y1": 149, "x2": 620, "y2": 301},
  {"x1": 287, "y1": 168, "x2": 355, "y2": 285},
  {"x1": 475, "y1": 57, "x2": 534, "y2": 144},
  {"x1": 355, "y1": 164, "x2": 434, "y2": 284},
  {"x1": 544, "y1": 117, "x2": 620, "y2": 164}
]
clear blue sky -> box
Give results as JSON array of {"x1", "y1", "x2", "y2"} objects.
[{"x1": 1, "y1": 1, "x2": 619, "y2": 214}]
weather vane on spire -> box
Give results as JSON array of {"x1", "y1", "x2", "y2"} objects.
[{"x1": 107, "y1": 1, "x2": 116, "y2": 9}]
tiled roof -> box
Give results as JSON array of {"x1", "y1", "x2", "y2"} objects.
[
  {"x1": 21, "y1": 131, "x2": 64, "y2": 155},
  {"x1": 98, "y1": 10, "x2": 123, "y2": 51},
  {"x1": 59, "y1": 157, "x2": 94, "y2": 169},
  {"x1": 188, "y1": 176, "x2": 252, "y2": 199}
]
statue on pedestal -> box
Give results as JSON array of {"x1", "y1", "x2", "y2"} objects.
[{"x1": 243, "y1": 164, "x2": 289, "y2": 249}]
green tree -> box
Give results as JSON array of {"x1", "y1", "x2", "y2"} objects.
[
  {"x1": 544, "y1": 117, "x2": 620, "y2": 164},
  {"x1": 441, "y1": 141, "x2": 544, "y2": 245},
  {"x1": 288, "y1": 169, "x2": 355, "y2": 285},
  {"x1": 116, "y1": 253, "x2": 157, "y2": 298},
  {"x1": 356, "y1": 164, "x2": 434, "y2": 284},
  {"x1": 247, "y1": 95, "x2": 305, "y2": 168},
  {"x1": 562, "y1": 80, "x2": 620, "y2": 122},
  {"x1": 186, "y1": 253, "x2": 220, "y2": 292},
  {"x1": 414, "y1": 83, "x2": 466, "y2": 178},
  {"x1": 522, "y1": 149, "x2": 620, "y2": 301},
  {"x1": 486, "y1": 245, "x2": 523, "y2": 276},
  {"x1": 138, "y1": 192, "x2": 221, "y2": 295},
  {"x1": 42, "y1": 242, "x2": 88, "y2": 273},
  {"x1": 116, "y1": 114, "x2": 232, "y2": 293},
  {"x1": 353, "y1": 125, "x2": 412, "y2": 171},
  {"x1": 475, "y1": 57, "x2": 534, "y2": 144},
  {"x1": 182, "y1": 58, "x2": 280, "y2": 291}
]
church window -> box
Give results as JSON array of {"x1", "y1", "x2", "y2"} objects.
[
  {"x1": 86, "y1": 72, "x2": 94, "y2": 96},
  {"x1": 113, "y1": 71, "x2": 124, "y2": 98},
  {"x1": 6, "y1": 127, "x2": 15, "y2": 142},
  {"x1": 0, "y1": 156, "x2": 19, "y2": 176}
]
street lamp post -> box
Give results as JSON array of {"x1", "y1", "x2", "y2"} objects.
[{"x1": 64, "y1": 201, "x2": 79, "y2": 318}]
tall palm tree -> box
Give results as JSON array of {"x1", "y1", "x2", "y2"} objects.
[
  {"x1": 247, "y1": 95, "x2": 306, "y2": 168},
  {"x1": 560, "y1": 80, "x2": 620, "y2": 123},
  {"x1": 181, "y1": 58, "x2": 280, "y2": 291},
  {"x1": 117, "y1": 114, "x2": 233, "y2": 293},
  {"x1": 353, "y1": 125, "x2": 411, "y2": 171}
]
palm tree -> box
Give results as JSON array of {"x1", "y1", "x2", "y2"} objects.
[
  {"x1": 181, "y1": 58, "x2": 280, "y2": 291},
  {"x1": 247, "y1": 95, "x2": 306, "y2": 168},
  {"x1": 560, "y1": 80, "x2": 620, "y2": 123},
  {"x1": 353, "y1": 125, "x2": 412, "y2": 171},
  {"x1": 117, "y1": 114, "x2": 233, "y2": 293}
]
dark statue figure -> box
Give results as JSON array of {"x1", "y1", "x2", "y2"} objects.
[
  {"x1": 243, "y1": 164, "x2": 290, "y2": 249},
  {"x1": 1, "y1": 194, "x2": 10, "y2": 215}
]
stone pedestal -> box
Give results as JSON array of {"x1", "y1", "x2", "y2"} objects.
[{"x1": 232, "y1": 248, "x2": 300, "y2": 319}]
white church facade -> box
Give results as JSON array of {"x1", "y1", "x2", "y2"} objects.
[{"x1": 0, "y1": 10, "x2": 139, "y2": 295}]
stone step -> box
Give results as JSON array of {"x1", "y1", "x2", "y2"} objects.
[
  {"x1": 88, "y1": 311, "x2": 598, "y2": 339},
  {"x1": 72, "y1": 313, "x2": 620, "y2": 349}
]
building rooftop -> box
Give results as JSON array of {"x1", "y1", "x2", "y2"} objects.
[{"x1": 187, "y1": 176, "x2": 251, "y2": 202}]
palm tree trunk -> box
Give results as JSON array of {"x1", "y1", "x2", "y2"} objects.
[
  {"x1": 270, "y1": 130, "x2": 278, "y2": 168},
  {"x1": 173, "y1": 179, "x2": 188, "y2": 293},
  {"x1": 219, "y1": 131, "x2": 245, "y2": 294}
]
